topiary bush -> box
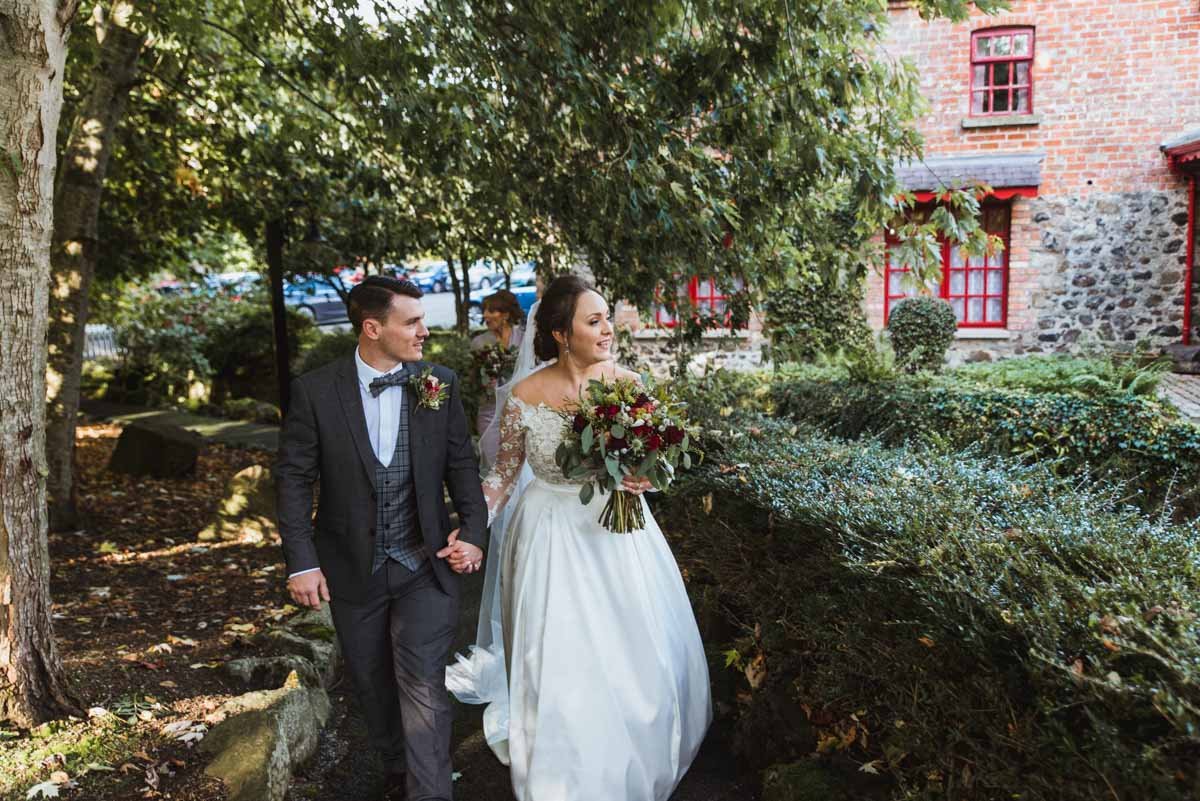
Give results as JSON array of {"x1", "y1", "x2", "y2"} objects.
[
  {"x1": 886, "y1": 297, "x2": 957, "y2": 373},
  {"x1": 764, "y1": 281, "x2": 873, "y2": 364},
  {"x1": 664, "y1": 416, "x2": 1200, "y2": 801}
]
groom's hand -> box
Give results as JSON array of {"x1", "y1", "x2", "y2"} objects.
[
  {"x1": 436, "y1": 529, "x2": 484, "y2": 574},
  {"x1": 287, "y1": 570, "x2": 330, "y2": 609}
]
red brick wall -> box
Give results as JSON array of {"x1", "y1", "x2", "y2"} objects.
[
  {"x1": 870, "y1": 1, "x2": 1200, "y2": 356},
  {"x1": 885, "y1": 0, "x2": 1200, "y2": 196}
]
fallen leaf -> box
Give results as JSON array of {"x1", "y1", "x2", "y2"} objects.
[{"x1": 25, "y1": 782, "x2": 60, "y2": 799}]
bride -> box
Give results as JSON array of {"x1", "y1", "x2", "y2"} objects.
[{"x1": 444, "y1": 275, "x2": 711, "y2": 800}]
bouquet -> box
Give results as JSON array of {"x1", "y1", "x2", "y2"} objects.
[
  {"x1": 555, "y1": 376, "x2": 701, "y2": 533},
  {"x1": 474, "y1": 341, "x2": 518, "y2": 387}
]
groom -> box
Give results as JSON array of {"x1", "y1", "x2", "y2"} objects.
[{"x1": 276, "y1": 275, "x2": 487, "y2": 801}]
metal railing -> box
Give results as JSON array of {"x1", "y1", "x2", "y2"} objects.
[{"x1": 83, "y1": 324, "x2": 121, "y2": 361}]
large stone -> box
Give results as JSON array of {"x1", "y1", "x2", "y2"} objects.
[
  {"x1": 258, "y1": 627, "x2": 340, "y2": 687},
  {"x1": 223, "y1": 655, "x2": 321, "y2": 691},
  {"x1": 198, "y1": 465, "x2": 276, "y2": 543},
  {"x1": 201, "y1": 675, "x2": 331, "y2": 801},
  {"x1": 108, "y1": 422, "x2": 201, "y2": 479}
]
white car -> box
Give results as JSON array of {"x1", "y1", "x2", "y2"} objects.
[{"x1": 468, "y1": 261, "x2": 505, "y2": 290}]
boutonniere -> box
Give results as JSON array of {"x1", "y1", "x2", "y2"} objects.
[{"x1": 409, "y1": 367, "x2": 449, "y2": 410}]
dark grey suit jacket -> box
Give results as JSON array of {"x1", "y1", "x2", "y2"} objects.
[{"x1": 275, "y1": 355, "x2": 488, "y2": 603}]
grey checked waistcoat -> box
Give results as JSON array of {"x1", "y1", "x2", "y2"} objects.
[{"x1": 371, "y1": 386, "x2": 426, "y2": 573}]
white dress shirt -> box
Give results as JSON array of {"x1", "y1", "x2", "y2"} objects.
[{"x1": 288, "y1": 348, "x2": 407, "y2": 580}]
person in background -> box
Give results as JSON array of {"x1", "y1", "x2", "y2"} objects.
[{"x1": 471, "y1": 289, "x2": 525, "y2": 438}]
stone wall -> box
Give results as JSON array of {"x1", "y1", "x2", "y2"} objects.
[{"x1": 1020, "y1": 192, "x2": 1190, "y2": 352}]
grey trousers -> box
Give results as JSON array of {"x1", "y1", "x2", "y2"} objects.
[{"x1": 329, "y1": 559, "x2": 458, "y2": 801}]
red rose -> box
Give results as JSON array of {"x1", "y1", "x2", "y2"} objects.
[
  {"x1": 646, "y1": 433, "x2": 663, "y2": 451},
  {"x1": 665, "y1": 426, "x2": 685, "y2": 445},
  {"x1": 607, "y1": 404, "x2": 620, "y2": 418},
  {"x1": 608, "y1": 436, "x2": 628, "y2": 451},
  {"x1": 633, "y1": 393, "x2": 651, "y2": 408},
  {"x1": 572, "y1": 414, "x2": 588, "y2": 433},
  {"x1": 633, "y1": 424, "x2": 652, "y2": 439}
]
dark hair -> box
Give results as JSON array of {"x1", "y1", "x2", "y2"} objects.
[
  {"x1": 481, "y1": 289, "x2": 526, "y2": 326},
  {"x1": 347, "y1": 275, "x2": 423, "y2": 333},
  {"x1": 534, "y1": 275, "x2": 597, "y2": 362}
]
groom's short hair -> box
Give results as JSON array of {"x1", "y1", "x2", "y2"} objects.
[{"x1": 348, "y1": 275, "x2": 423, "y2": 333}]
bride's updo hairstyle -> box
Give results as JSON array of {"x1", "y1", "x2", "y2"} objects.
[{"x1": 534, "y1": 275, "x2": 597, "y2": 362}]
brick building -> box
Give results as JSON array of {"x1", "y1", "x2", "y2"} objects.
[{"x1": 870, "y1": 0, "x2": 1200, "y2": 361}]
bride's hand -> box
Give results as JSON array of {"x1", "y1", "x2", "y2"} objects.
[{"x1": 621, "y1": 475, "x2": 653, "y2": 495}]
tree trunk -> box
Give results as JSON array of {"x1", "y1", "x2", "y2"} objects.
[
  {"x1": 457, "y1": 252, "x2": 472, "y2": 333},
  {"x1": 266, "y1": 218, "x2": 291, "y2": 415},
  {"x1": 445, "y1": 253, "x2": 467, "y2": 335},
  {"x1": 45, "y1": 0, "x2": 143, "y2": 531},
  {"x1": 0, "y1": 0, "x2": 85, "y2": 726}
]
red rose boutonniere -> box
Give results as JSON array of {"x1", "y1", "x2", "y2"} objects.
[{"x1": 409, "y1": 367, "x2": 449, "y2": 410}]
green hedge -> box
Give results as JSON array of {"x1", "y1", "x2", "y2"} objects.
[
  {"x1": 770, "y1": 377, "x2": 1200, "y2": 517},
  {"x1": 665, "y1": 417, "x2": 1200, "y2": 800}
]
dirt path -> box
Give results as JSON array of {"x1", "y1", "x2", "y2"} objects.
[{"x1": 293, "y1": 570, "x2": 752, "y2": 801}]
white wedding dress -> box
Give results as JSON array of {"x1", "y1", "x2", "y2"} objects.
[{"x1": 447, "y1": 394, "x2": 712, "y2": 801}]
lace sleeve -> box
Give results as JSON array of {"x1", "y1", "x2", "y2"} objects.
[{"x1": 482, "y1": 396, "x2": 526, "y2": 525}]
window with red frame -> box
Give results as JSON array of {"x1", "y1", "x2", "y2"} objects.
[
  {"x1": 885, "y1": 203, "x2": 1011, "y2": 328},
  {"x1": 655, "y1": 277, "x2": 743, "y2": 327},
  {"x1": 970, "y1": 28, "x2": 1034, "y2": 116}
]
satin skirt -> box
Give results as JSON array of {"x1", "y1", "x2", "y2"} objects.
[{"x1": 448, "y1": 478, "x2": 711, "y2": 801}]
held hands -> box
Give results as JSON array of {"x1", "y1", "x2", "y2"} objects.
[
  {"x1": 436, "y1": 528, "x2": 484, "y2": 574},
  {"x1": 287, "y1": 570, "x2": 330, "y2": 610},
  {"x1": 621, "y1": 475, "x2": 653, "y2": 496}
]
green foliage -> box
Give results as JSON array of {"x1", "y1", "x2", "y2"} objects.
[
  {"x1": 108, "y1": 293, "x2": 214, "y2": 406},
  {"x1": 771, "y1": 376, "x2": 1200, "y2": 516},
  {"x1": 946, "y1": 353, "x2": 1170, "y2": 399},
  {"x1": 665, "y1": 416, "x2": 1199, "y2": 800},
  {"x1": 763, "y1": 281, "x2": 872, "y2": 364},
  {"x1": 106, "y1": 288, "x2": 313, "y2": 407},
  {"x1": 201, "y1": 290, "x2": 318, "y2": 405},
  {"x1": 885, "y1": 297, "x2": 957, "y2": 373},
  {"x1": 221, "y1": 398, "x2": 282, "y2": 424},
  {"x1": 297, "y1": 330, "x2": 358, "y2": 376}
]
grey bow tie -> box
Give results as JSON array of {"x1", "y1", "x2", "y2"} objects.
[{"x1": 368, "y1": 366, "x2": 408, "y2": 397}]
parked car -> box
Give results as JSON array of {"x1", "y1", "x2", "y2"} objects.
[
  {"x1": 382, "y1": 262, "x2": 412, "y2": 281},
  {"x1": 284, "y1": 276, "x2": 348, "y2": 324},
  {"x1": 467, "y1": 267, "x2": 538, "y2": 325},
  {"x1": 468, "y1": 260, "x2": 506, "y2": 291},
  {"x1": 411, "y1": 262, "x2": 451, "y2": 294},
  {"x1": 203, "y1": 271, "x2": 262, "y2": 298}
]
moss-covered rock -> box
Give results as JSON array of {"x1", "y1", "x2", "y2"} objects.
[
  {"x1": 200, "y1": 676, "x2": 331, "y2": 801},
  {"x1": 197, "y1": 465, "x2": 275, "y2": 543}
]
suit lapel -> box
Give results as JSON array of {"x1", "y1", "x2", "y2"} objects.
[
  {"x1": 335, "y1": 356, "x2": 379, "y2": 490},
  {"x1": 406, "y1": 360, "x2": 425, "y2": 485}
]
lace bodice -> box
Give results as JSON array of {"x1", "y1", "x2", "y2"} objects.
[{"x1": 482, "y1": 395, "x2": 574, "y2": 524}]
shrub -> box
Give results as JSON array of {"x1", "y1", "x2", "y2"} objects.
[
  {"x1": 107, "y1": 288, "x2": 316, "y2": 407},
  {"x1": 297, "y1": 330, "x2": 358, "y2": 375},
  {"x1": 664, "y1": 416, "x2": 1200, "y2": 800},
  {"x1": 886, "y1": 297, "x2": 957, "y2": 373},
  {"x1": 946, "y1": 353, "x2": 1170, "y2": 399},
  {"x1": 221, "y1": 397, "x2": 281, "y2": 424},
  {"x1": 201, "y1": 291, "x2": 317, "y2": 404},
  {"x1": 764, "y1": 281, "x2": 872, "y2": 363},
  {"x1": 770, "y1": 376, "x2": 1200, "y2": 517},
  {"x1": 109, "y1": 291, "x2": 214, "y2": 406}
]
